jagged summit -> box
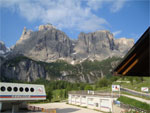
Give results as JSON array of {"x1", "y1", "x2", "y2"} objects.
[
  {"x1": 39, "y1": 24, "x2": 56, "y2": 31},
  {"x1": 22, "y1": 27, "x2": 27, "y2": 35},
  {"x1": 11, "y1": 25, "x2": 134, "y2": 63},
  {"x1": 115, "y1": 37, "x2": 134, "y2": 45},
  {"x1": 0, "y1": 41, "x2": 10, "y2": 55},
  {"x1": 15, "y1": 27, "x2": 33, "y2": 45},
  {"x1": 0, "y1": 41, "x2": 5, "y2": 45}
]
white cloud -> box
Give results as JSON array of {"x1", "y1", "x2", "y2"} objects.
[
  {"x1": 110, "y1": 0, "x2": 126, "y2": 13},
  {"x1": 0, "y1": 0, "x2": 126, "y2": 32},
  {"x1": 87, "y1": 0, "x2": 104, "y2": 11},
  {"x1": 113, "y1": 30, "x2": 122, "y2": 36},
  {"x1": 87, "y1": 0, "x2": 126, "y2": 13}
]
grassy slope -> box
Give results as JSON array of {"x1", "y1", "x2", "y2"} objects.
[
  {"x1": 118, "y1": 96, "x2": 150, "y2": 111},
  {"x1": 52, "y1": 89, "x2": 66, "y2": 102}
]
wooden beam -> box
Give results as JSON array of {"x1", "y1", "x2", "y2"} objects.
[
  {"x1": 122, "y1": 59, "x2": 139, "y2": 75},
  {"x1": 117, "y1": 54, "x2": 136, "y2": 74}
]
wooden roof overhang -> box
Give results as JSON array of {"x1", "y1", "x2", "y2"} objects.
[{"x1": 113, "y1": 27, "x2": 150, "y2": 77}]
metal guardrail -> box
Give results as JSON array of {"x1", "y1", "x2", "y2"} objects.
[{"x1": 120, "y1": 88, "x2": 150, "y2": 98}]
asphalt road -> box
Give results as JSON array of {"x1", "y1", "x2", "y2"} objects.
[
  {"x1": 30, "y1": 102, "x2": 102, "y2": 113},
  {"x1": 121, "y1": 87, "x2": 150, "y2": 98},
  {"x1": 122, "y1": 94, "x2": 150, "y2": 104}
]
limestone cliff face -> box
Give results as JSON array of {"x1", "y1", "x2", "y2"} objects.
[
  {"x1": 114, "y1": 38, "x2": 134, "y2": 54},
  {"x1": 73, "y1": 30, "x2": 134, "y2": 61},
  {"x1": 16, "y1": 27, "x2": 33, "y2": 45},
  {"x1": 1, "y1": 58, "x2": 47, "y2": 82},
  {"x1": 12, "y1": 24, "x2": 134, "y2": 63},
  {"x1": 0, "y1": 41, "x2": 9, "y2": 55},
  {"x1": 1, "y1": 56, "x2": 111, "y2": 83},
  {"x1": 13, "y1": 24, "x2": 73, "y2": 62},
  {"x1": 73, "y1": 30, "x2": 116, "y2": 61}
]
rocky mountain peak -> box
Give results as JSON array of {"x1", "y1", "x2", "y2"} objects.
[
  {"x1": 22, "y1": 27, "x2": 27, "y2": 35},
  {"x1": 0, "y1": 41, "x2": 7, "y2": 53},
  {"x1": 0, "y1": 41, "x2": 5, "y2": 46},
  {"x1": 12, "y1": 24, "x2": 73, "y2": 62},
  {"x1": 16, "y1": 27, "x2": 33, "y2": 45},
  {"x1": 39, "y1": 24, "x2": 56, "y2": 31},
  {"x1": 115, "y1": 37, "x2": 134, "y2": 45},
  {"x1": 78, "y1": 30, "x2": 114, "y2": 42},
  {"x1": 12, "y1": 25, "x2": 134, "y2": 63},
  {"x1": 0, "y1": 41, "x2": 9, "y2": 55},
  {"x1": 114, "y1": 38, "x2": 134, "y2": 53}
]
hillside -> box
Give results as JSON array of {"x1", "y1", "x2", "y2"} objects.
[{"x1": 1, "y1": 55, "x2": 121, "y2": 83}]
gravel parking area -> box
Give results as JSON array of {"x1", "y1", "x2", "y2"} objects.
[{"x1": 30, "y1": 102, "x2": 102, "y2": 113}]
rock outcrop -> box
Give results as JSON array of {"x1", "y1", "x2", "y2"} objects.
[
  {"x1": 1, "y1": 56, "x2": 120, "y2": 83},
  {"x1": 12, "y1": 24, "x2": 134, "y2": 63},
  {"x1": 1, "y1": 57, "x2": 48, "y2": 82},
  {"x1": 0, "y1": 41, "x2": 9, "y2": 55},
  {"x1": 114, "y1": 38, "x2": 134, "y2": 54},
  {"x1": 13, "y1": 24, "x2": 73, "y2": 62},
  {"x1": 73, "y1": 30, "x2": 116, "y2": 61}
]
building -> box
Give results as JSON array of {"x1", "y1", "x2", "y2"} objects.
[
  {"x1": 0, "y1": 82, "x2": 46, "y2": 112},
  {"x1": 68, "y1": 90, "x2": 119, "y2": 112},
  {"x1": 113, "y1": 27, "x2": 150, "y2": 77}
]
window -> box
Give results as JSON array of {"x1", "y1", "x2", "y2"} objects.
[
  {"x1": 1, "y1": 86, "x2": 5, "y2": 92},
  {"x1": 19, "y1": 87, "x2": 24, "y2": 92},
  {"x1": 30, "y1": 88, "x2": 34, "y2": 92},
  {"x1": 14, "y1": 87, "x2": 18, "y2": 92},
  {"x1": 7, "y1": 87, "x2": 12, "y2": 92},
  {"x1": 25, "y1": 87, "x2": 29, "y2": 92}
]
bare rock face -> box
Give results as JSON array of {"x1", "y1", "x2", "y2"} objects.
[
  {"x1": 39, "y1": 24, "x2": 56, "y2": 31},
  {"x1": 0, "y1": 24, "x2": 135, "y2": 83},
  {"x1": 16, "y1": 27, "x2": 33, "y2": 45},
  {"x1": 12, "y1": 24, "x2": 134, "y2": 63},
  {"x1": 114, "y1": 38, "x2": 134, "y2": 54},
  {"x1": 0, "y1": 41, "x2": 11, "y2": 58},
  {"x1": 1, "y1": 58, "x2": 48, "y2": 82},
  {"x1": 73, "y1": 30, "x2": 134, "y2": 61},
  {"x1": 0, "y1": 41, "x2": 8, "y2": 55},
  {"x1": 1, "y1": 56, "x2": 119, "y2": 83},
  {"x1": 73, "y1": 30, "x2": 116, "y2": 61},
  {"x1": 13, "y1": 24, "x2": 73, "y2": 62}
]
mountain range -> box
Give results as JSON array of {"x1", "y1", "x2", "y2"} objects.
[
  {"x1": 12, "y1": 24, "x2": 134, "y2": 64},
  {"x1": 0, "y1": 24, "x2": 134, "y2": 83}
]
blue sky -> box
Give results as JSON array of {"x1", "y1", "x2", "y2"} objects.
[{"x1": 0, "y1": 0, "x2": 149, "y2": 47}]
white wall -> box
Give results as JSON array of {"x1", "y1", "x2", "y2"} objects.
[
  {"x1": 80, "y1": 96, "x2": 87, "y2": 106},
  {"x1": 68, "y1": 94, "x2": 116, "y2": 112}
]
